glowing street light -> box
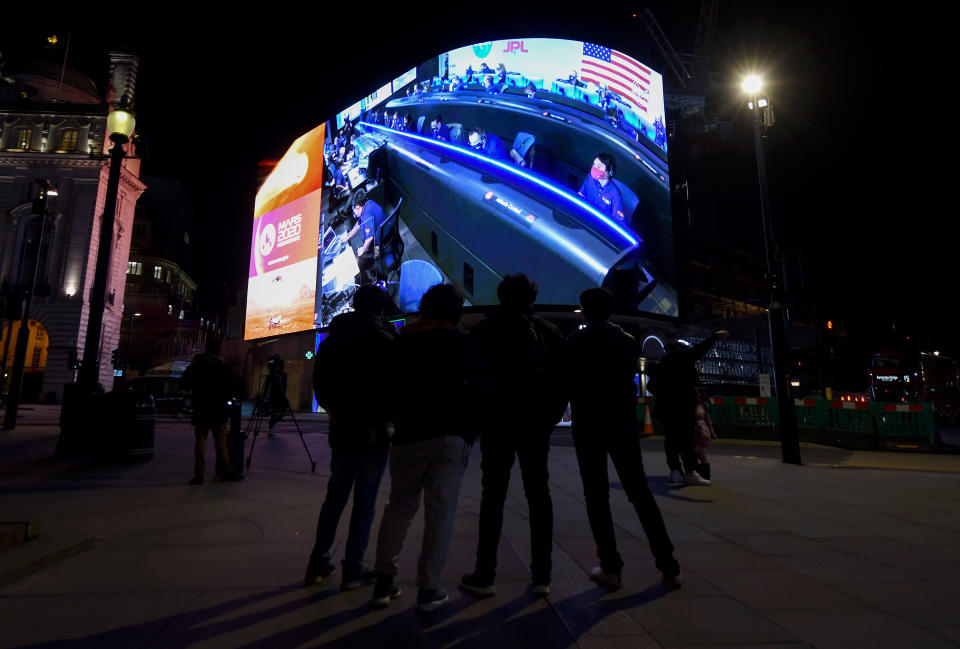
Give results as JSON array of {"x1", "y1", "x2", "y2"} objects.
[
  {"x1": 741, "y1": 73, "x2": 801, "y2": 465},
  {"x1": 741, "y1": 74, "x2": 763, "y2": 94}
]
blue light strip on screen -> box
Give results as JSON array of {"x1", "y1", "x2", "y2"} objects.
[{"x1": 359, "y1": 122, "x2": 640, "y2": 248}]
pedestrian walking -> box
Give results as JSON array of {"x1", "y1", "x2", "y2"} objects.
[
  {"x1": 565, "y1": 288, "x2": 682, "y2": 590},
  {"x1": 180, "y1": 338, "x2": 237, "y2": 485},
  {"x1": 371, "y1": 284, "x2": 486, "y2": 612},
  {"x1": 461, "y1": 274, "x2": 566, "y2": 598},
  {"x1": 693, "y1": 386, "x2": 717, "y2": 480},
  {"x1": 646, "y1": 330, "x2": 729, "y2": 486},
  {"x1": 304, "y1": 286, "x2": 397, "y2": 591}
]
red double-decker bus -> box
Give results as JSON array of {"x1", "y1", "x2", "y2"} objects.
[{"x1": 868, "y1": 350, "x2": 960, "y2": 427}]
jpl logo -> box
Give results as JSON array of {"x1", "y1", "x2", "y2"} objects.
[{"x1": 503, "y1": 40, "x2": 528, "y2": 53}]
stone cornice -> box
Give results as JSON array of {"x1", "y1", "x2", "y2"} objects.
[{"x1": 0, "y1": 154, "x2": 107, "y2": 168}]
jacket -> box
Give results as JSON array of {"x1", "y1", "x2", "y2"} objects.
[
  {"x1": 390, "y1": 318, "x2": 486, "y2": 445},
  {"x1": 180, "y1": 353, "x2": 236, "y2": 426},
  {"x1": 313, "y1": 311, "x2": 397, "y2": 450},
  {"x1": 470, "y1": 307, "x2": 566, "y2": 428}
]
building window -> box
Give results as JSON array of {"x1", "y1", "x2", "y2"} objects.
[
  {"x1": 16, "y1": 128, "x2": 32, "y2": 150},
  {"x1": 153, "y1": 266, "x2": 163, "y2": 279},
  {"x1": 165, "y1": 269, "x2": 171, "y2": 282},
  {"x1": 31, "y1": 346, "x2": 42, "y2": 367},
  {"x1": 127, "y1": 261, "x2": 142, "y2": 275},
  {"x1": 168, "y1": 304, "x2": 173, "y2": 315},
  {"x1": 59, "y1": 128, "x2": 78, "y2": 152},
  {"x1": 35, "y1": 326, "x2": 44, "y2": 341},
  {"x1": 184, "y1": 231, "x2": 190, "y2": 244}
]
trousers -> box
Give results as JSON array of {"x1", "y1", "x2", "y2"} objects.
[
  {"x1": 374, "y1": 436, "x2": 470, "y2": 590},
  {"x1": 475, "y1": 425, "x2": 553, "y2": 583},
  {"x1": 309, "y1": 444, "x2": 390, "y2": 576},
  {"x1": 571, "y1": 413, "x2": 678, "y2": 576},
  {"x1": 194, "y1": 422, "x2": 229, "y2": 476}
]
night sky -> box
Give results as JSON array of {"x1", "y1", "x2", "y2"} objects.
[{"x1": 2, "y1": 3, "x2": 949, "y2": 354}]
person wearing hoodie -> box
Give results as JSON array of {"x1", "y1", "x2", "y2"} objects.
[
  {"x1": 565, "y1": 287, "x2": 682, "y2": 591},
  {"x1": 371, "y1": 283, "x2": 486, "y2": 613},
  {"x1": 305, "y1": 286, "x2": 397, "y2": 591},
  {"x1": 180, "y1": 337, "x2": 237, "y2": 485}
]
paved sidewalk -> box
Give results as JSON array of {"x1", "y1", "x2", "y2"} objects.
[{"x1": 2, "y1": 415, "x2": 960, "y2": 648}]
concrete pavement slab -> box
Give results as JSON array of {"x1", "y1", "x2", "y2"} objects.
[
  {"x1": 767, "y1": 552, "x2": 915, "y2": 583},
  {"x1": 623, "y1": 596, "x2": 801, "y2": 646},
  {"x1": 4, "y1": 416, "x2": 960, "y2": 648},
  {"x1": 0, "y1": 589, "x2": 201, "y2": 649},
  {"x1": 696, "y1": 568, "x2": 864, "y2": 609},
  {"x1": 829, "y1": 579, "x2": 960, "y2": 628},
  {"x1": 762, "y1": 607, "x2": 958, "y2": 649}
]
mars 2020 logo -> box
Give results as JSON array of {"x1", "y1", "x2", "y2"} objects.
[
  {"x1": 472, "y1": 42, "x2": 493, "y2": 58},
  {"x1": 258, "y1": 223, "x2": 276, "y2": 256}
]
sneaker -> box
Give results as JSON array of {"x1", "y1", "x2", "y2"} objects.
[
  {"x1": 661, "y1": 569, "x2": 684, "y2": 589},
  {"x1": 684, "y1": 471, "x2": 712, "y2": 486},
  {"x1": 460, "y1": 572, "x2": 496, "y2": 596},
  {"x1": 416, "y1": 588, "x2": 449, "y2": 612},
  {"x1": 304, "y1": 559, "x2": 336, "y2": 586},
  {"x1": 341, "y1": 568, "x2": 377, "y2": 591},
  {"x1": 668, "y1": 469, "x2": 684, "y2": 485},
  {"x1": 589, "y1": 566, "x2": 623, "y2": 590},
  {"x1": 532, "y1": 582, "x2": 551, "y2": 596},
  {"x1": 371, "y1": 574, "x2": 401, "y2": 607},
  {"x1": 189, "y1": 474, "x2": 204, "y2": 485}
]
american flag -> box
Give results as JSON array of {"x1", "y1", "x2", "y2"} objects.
[{"x1": 580, "y1": 43, "x2": 651, "y2": 112}]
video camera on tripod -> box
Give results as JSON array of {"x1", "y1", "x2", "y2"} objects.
[{"x1": 245, "y1": 354, "x2": 316, "y2": 472}]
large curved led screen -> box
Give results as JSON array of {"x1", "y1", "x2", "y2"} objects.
[{"x1": 247, "y1": 38, "x2": 676, "y2": 337}]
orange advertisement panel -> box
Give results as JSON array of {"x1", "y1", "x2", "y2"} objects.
[
  {"x1": 245, "y1": 123, "x2": 325, "y2": 340},
  {"x1": 253, "y1": 123, "x2": 327, "y2": 219}
]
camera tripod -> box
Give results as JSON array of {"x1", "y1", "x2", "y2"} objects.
[{"x1": 244, "y1": 373, "x2": 317, "y2": 472}]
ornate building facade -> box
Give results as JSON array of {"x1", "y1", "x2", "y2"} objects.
[{"x1": 0, "y1": 52, "x2": 146, "y2": 402}]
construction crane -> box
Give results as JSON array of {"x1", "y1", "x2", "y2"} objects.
[{"x1": 635, "y1": 1, "x2": 722, "y2": 129}]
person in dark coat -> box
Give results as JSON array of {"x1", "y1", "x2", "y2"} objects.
[
  {"x1": 646, "y1": 330, "x2": 728, "y2": 486},
  {"x1": 565, "y1": 287, "x2": 682, "y2": 590},
  {"x1": 180, "y1": 337, "x2": 236, "y2": 485},
  {"x1": 305, "y1": 286, "x2": 397, "y2": 590},
  {"x1": 461, "y1": 274, "x2": 565, "y2": 597},
  {"x1": 371, "y1": 284, "x2": 486, "y2": 613}
]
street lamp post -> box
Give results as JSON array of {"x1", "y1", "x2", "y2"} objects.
[
  {"x1": 2, "y1": 180, "x2": 56, "y2": 430},
  {"x1": 56, "y1": 108, "x2": 135, "y2": 454},
  {"x1": 742, "y1": 75, "x2": 801, "y2": 465}
]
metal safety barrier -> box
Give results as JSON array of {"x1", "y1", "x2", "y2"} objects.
[{"x1": 637, "y1": 395, "x2": 939, "y2": 446}]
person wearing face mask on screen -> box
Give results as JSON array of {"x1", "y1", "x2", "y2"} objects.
[
  {"x1": 466, "y1": 127, "x2": 508, "y2": 162},
  {"x1": 579, "y1": 153, "x2": 625, "y2": 222}
]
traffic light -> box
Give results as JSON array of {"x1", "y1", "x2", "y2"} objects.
[
  {"x1": 66, "y1": 349, "x2": 79, "y2": 371},
  {"x1": 111, "y1": 349, "x2": 119, "y2": 369}
]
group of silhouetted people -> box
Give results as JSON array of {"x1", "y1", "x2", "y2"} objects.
[{"x1": 303, "y1": 274, "x2": 698, "y2": 612}]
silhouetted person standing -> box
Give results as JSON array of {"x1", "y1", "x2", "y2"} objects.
[
  {"x1": 565, "y1": 288, "x2": 682, "y2": 589},
  {"x1": 371, "y1": 284, "x2": 486, "y2": 613},
  {"x1": 305, "y1": 286, "x2": 397, "y2": 590},
  {"x1": 646, "y1": 331, "x2": 728, "y2": 486},
  {"x1": 181, "y1": 337, "x2": 236, "y2": 485},
  {"x1": 462, "y1": 274, "x2": 565, "y2": 597}
]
